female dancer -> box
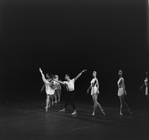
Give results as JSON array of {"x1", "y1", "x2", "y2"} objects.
[
  {"x1": 87, "y1": 71, "x2": 106, "y2": 116},
  {"x1": 140, "y1": 71, "x2": 148, "y2": 97},
  {"x1": 117, "y1": 70, "x2": 132, "y2": 115},
  {"x1": 54, "y1": 69, "x2": 87, "y2": 115},
  {"x1": 53, "y1": 75, "x2": 62, "y2": 103},
  {"x1": 39, "y1": 68, "x2": 56, "y2": 112}
]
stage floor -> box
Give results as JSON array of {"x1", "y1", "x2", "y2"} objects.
[{"x1": 1, "y1": 101, "x2": 148, "y2": 140}]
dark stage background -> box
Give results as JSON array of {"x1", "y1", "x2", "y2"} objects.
[{"x1": 0, "y1": 0, "x2": 148, "y2": 109}]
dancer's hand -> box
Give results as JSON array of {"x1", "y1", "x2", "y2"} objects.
[
  {"x1": 125, "y1": 91, "x2": 127, "y2": 95},
  {"x1": 39, "y1": 68, "x2": 42, "y2": 73},
  {"x1": 87, "y1": 89, "x2": 89, "y2": 94},
  {"x1": 82, "y1": 69, "x2": 87, "y2": 73}
]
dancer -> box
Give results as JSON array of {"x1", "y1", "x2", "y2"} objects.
[
  {"x1": 140, "y1": 71, "x2": 148, "y2": 97},
  {"x1": 54, "y1": 69, "x2": 87, "y2": 115},
  {"x1": 39, "y1": 68, "x2": 56, "y2": 112},
  {"x1": 87, "y1": 71, "x2": 106, "y2": 116},
  {"x1": 117, "y1": 70, "x2": 132, "y2": 115},
  {"x1": 53, "y1": 75, "x2": 62, "y2": 103}
]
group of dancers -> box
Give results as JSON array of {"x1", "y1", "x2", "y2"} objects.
[{"x1": 39, "y1": 68, "x2": 148, "y2": 116}]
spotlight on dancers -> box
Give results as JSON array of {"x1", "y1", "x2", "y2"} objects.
[
  {"x1": 39, "y1": 68, "x2": 56, "y2": 112},
  {"x1": 117, "y1": 70, "x2": 132, "y2": 116},
  {"x1": 140, "y1": 71, "x2": 148, "y2": 98},
  {"x1": 87, "y1": 71, "x2": 106, "y2": 116},
  {"x1": 54, "y1": 69, "x2": 87, "y2": 115}
]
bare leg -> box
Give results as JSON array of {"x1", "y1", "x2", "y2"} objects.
[
  {"x1": 57, "y1": 89, "x2": 61, "y2": 102},
  {"x1": 45, "y1": 95, "x2": 50, "y2": 112},
  {"x1": 119, "y1": 95, "x2": 123, "y2": 115},
  {"x1": 92, "y1": 94, "x2": 97, "y2": 115},
  {"x1": 95, "y1": 94, "x2": 106, "y2": 115}
]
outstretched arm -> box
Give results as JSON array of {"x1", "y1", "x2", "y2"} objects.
[
  {"x1": 74, "y1": 69, "x2": 87, "y2": 81},
  {"x1": 53, "y1": 79, "x2": 65, "y2": 85},
  {"x1": 39, "y1": 68, "x2": 48, "y2": 83}
]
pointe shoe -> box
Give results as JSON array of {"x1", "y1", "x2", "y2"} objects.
[
  {"x1": 128, "y1": 109, "x2": 133, "y2": 115},
  {"x1": 92, "y1": 112, "x2": 95, "y2": 116},
  {"x1": 72, "y1": 111, "x2": 77, "y2": 115},
  {"x1": 59, "y1": 108, "x2": 66, "y2": 112},
  {"x1": 120, "y1": 112, "x2": 123, "y2": 116},
  {"x1": 102, "y1": 111, "x2": 106, "y2": 116},
  {"x1": 45, "y1": 106, "x2": 48, "y2": 112}
]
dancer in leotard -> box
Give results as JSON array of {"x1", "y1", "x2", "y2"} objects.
[
  {"x1": 87, "y1": 71, "x2": 106, "y2": 116},
  {"x1": 117, "y1": 70, "x2": 132, "y2": 115},
  {"x1": 39, "y1": 68, "x2": 56, "y2": 112},
  {"x1": 54, "y1": 69, "x2": 87, "y2": 115},
  {"x1": 140, "y1": 71, "x2": 148, "y2": 97},
  {"x1": 53, "y1": 75, "x2": 62, "y2": 102}
]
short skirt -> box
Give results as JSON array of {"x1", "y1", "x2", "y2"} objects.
[{"x1": 118, "y1": 88, "x2": 125, "y2": 97}]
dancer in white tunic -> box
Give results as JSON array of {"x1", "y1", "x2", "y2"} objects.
[
  {"x1": 39, "y1": 68, "x2": 56, "y2": 112},
  {"x1": 117, "y1": 70, "x2": 132, "y2": 115},
  {"x1": 87, "y1": 71, "x2": 106, "y2": 116},
  {"x1": 140, "y1": 71, "x2": 148, "y2": 97},
  {"x1": 54, "y1": 69, "x2": 87, "y2": 115}
]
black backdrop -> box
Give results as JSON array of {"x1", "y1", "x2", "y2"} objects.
[{"x1": 0, "y1": 0, "x2": 148, "y2": 109}]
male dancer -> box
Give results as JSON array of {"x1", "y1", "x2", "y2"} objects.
[{"x1": 54, "y1": 69, "x2": 87, "y2": 115}]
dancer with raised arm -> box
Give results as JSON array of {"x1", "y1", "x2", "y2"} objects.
[
  {"x1": 39, "y1": 68, "x2": 56, "y2": 112},
  {"x1": 54, "y1": 69, "x2": 87, "y2": 115},
  {"x1": 140, "y1": 71, "x2": 148, "y2": 97},
  {"x1": 87, "y1": 71, "x2": 106, "y2": 116},
  {"x1": 117, "y1": 70, "x2": 132, "y2": 116}
]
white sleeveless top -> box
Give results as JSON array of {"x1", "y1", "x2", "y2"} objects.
[
  {"x1": 90, "y1": 78, "x2": 99, "y2": 95},
  {"x1": 117, "y1": 77, "x2": 125, "y2": 96}
]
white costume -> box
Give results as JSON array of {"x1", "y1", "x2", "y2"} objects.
[
  {"x1": 117, "y1": 77, "x2": 125, "y2": 96},
  {"x1": 44, "y1": 81, "x2": 55, "y2": 95},
  {"x1": 91, "y1": 78, "x2": 99, "y2": 95},
  {"x1": 64, "y1": 79, "x2": 75, "y2": 91},
  {"x1": 144, "y1": 78, "x2": 148, "y2": 96}
]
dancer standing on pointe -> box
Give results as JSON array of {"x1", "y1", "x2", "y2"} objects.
[
  {"x1": 87, "y1": 71, "x2": 106, "y2": 116},
  {"x1": 140, "y1": 71, "x2": 148, "y2": 97},
  {"x1": 39, "y1": 68, "x2": 56, "y2": 112},
  {"x1": 54, "y1": 69, "x2": 87, "y2": 115},
  {"x1": 117, "y1": 70, "x2": 132, "y2": 116}
]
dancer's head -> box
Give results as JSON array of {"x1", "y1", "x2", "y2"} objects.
[
  {"x1": 93, "y1": 71, "x2": 97, "y2": 77},
  {"x1": 46, "y1": 73, "x2": 52, "y2": 81},
  {"x1": 118, "y1": 70, "x2": 123, "y2": 77},
  {"x1": 65, "y1": 74, "x2": 70, "y2": 81},
  {"x1": 54, "y1": 75, "x2": 59, "y2": 80},
  {"x1": 146, "y1": 71, "x2": 148, "y2": 77}
]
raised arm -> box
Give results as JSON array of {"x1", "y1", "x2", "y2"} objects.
[
  {"x1": 74, "y1": 69, "x2": 87, "y2": 81},
  {"x1": 39, "y1": 68, "x2": 48, "y2": 83}
]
